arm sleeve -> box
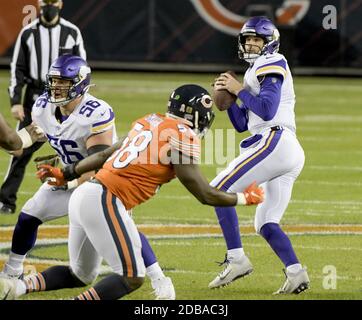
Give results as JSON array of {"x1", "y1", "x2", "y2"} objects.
[
  {"x1": 237, "y1": 74, "x2": 283, "y2": 121},
  {"x1": 227, "y1": 102, "x2": 248, "y2": 133},
  {"x1": 8, "y1": 30, "x2": 28, "y2": 106}
]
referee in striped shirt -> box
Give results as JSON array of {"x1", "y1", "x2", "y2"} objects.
[{"x1": 0, "y1": 0, "x2": 86, "y2": 214}]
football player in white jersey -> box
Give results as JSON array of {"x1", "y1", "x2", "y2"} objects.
[
  {"x1": 208, "y1": 17, "x2": 309, "y2": 294},
  {"x1": 0, "y1": 54, "x2": 175, "y2": 299}
]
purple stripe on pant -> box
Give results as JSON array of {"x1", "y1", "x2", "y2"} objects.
[{"x1": 216, "y1": 129, "x2": 282, "y2": 191}]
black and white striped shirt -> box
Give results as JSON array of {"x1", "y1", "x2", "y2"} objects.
[{"x1": 9, "y1": 17, "x2": 87, "y2": 106}]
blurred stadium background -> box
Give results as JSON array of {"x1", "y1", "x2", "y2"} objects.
[
  {"x1": 1, "y1": 0, "x2": 362, "y2": 73},
  {"x1": 0, "y1": 0, "x2": 361, "y2": 300}
]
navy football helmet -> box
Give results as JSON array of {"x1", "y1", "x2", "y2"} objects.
[
  {"x1": 46, "y1": 54, "x2": 91, "y2": 107},
  {"x1": 238, "y1": 16, "x2": 280, "y2": 64},
  {"x1": 167, "y1": 84, "x2": 215, "y2": 138}
]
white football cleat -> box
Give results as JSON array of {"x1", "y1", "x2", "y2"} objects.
[
  {"x1": 208, "y1": 254, "x2": 253, "y2": 289},
  {"x1": 274, "y1": 268, "x2": 310, "y2": 294},
  {"x1": 0, "y1": 278, "x2": 18, "y2": 300},
  {"x1": 0, "y1": 271, "x2": 23, "y2": 280},
  {"x1": 0, "y1": 263, "x2": 23, "y2": 280},
  {"x1": 151, "y1": 276, "x2": 176, "y2": 300}
]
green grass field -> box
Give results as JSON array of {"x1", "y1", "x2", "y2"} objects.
[{"x1": 0, "y1": 70, "x2": 361, "y2": 300}]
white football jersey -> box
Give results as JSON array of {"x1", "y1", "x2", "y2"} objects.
[
  {"x1": 32, "y1": 93, "x2": 118, "y2": 165},
  {"x1": 243, "y1": 52, "x2": 296, "y2": 134}
]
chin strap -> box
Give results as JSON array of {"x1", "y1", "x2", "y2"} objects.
[{"x1": 82, "y1": 84, "x2": 95, "y2": 95}]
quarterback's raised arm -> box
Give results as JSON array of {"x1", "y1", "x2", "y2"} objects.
[{"x1": 173, "y1": 161, "x2": 263, "y2": 207}]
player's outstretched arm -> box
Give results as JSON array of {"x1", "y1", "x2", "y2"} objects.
[
  {"x1": 71, "y1": 136, "x2": 126, "y2": 176},
  {"x1": 0, "y1": 114, "x2": 44, "y2": 152},
  {"x1": 0, "y1": 113, "x2": 23, "y2": 150},
  {"x1": 174, "y1": 161, "x2": 264, "y2": 207},
  {"x1": 37, "y1": 137, "x2": 126, "y2": 185}
]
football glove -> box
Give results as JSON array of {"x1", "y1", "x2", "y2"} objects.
[
  {"x1": 36, "y1": 164, "x2": 65, "y2": 186},
  {"x1": 36, "y1": 164, "x2": 80, "y2": 190},
  {"x1": 34, "y1": 155, "x2": 60, "y2": 183},
  {"x1": 237, "y1": 181, "x2": 264, "y2": 205}
]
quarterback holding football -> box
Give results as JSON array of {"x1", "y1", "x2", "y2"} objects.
[{"x1": 210, "y1": 16, "x2": 309, "y2": 294}]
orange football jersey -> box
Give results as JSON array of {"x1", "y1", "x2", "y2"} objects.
[{"x1": 96, "y1": 113, "x2": 200, "y2": 209}]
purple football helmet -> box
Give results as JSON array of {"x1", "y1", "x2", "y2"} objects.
[
  {"x1": 238, "y1": 16, "x2": 280, "y2": 64},
  {"x1": 46, "y1": 54, "x2": 91, "y2": 106}
]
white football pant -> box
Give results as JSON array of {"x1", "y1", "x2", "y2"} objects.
[
  {"x1": 210, "y1": 127, "x2": 305, "y2": 233},
  {"x1": 67, "y1": 181, "x2": 145, "y2": 284},
  {"x1": 22, "y1": 183, "x2": 74, "y2": 222}
]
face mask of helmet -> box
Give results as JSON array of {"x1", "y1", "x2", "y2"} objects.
[
  {"x1": 190, "y1": 96, "x2": 215, "y2": 138},
  {"x1": 47, "y1": 76, "x2": 76, "y2": 107},
  {"x1": 41, "y1": 4, "x2": 60, "y2": 22},
  {"x1": 237, "y1": 34, "x2": 264, "y2": 64}
]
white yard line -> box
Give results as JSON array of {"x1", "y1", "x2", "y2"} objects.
[
  {"x1": 300, "y1": 137, "x2": 354, "y2": 142},
  {"x1": 157, "y1": 195, "x2": 362, "y2": 206},
  {"x1": 290, "y1": 199, "x2": 362, "y2": 206},
  {"x1": 0, "y1": 225, "x2": 69, "y2": 231},
  {"x1": 136, "y1": 216, "x2": 219, "y2": 223},
  {"x1": 298, "y1": 127, "x2": 362, "y2": 133},
  {"x1": 307, "y1": 165, "x2": 362, "y2": 172},
  {"x1": 2, "y1": 223, "x2": 362, "y2": 232},
  {"x1": 148, "y1": 240, "x2": 362, "y2": 252},
  {"x1": 0, "y1": 238, "x2": 67, "y2": 250},
  {"x1": 297, "y1": 180, "x2": 362, "y2": 187},
  {"x1": 298, "y1": 115, "x2": 362, "y2": 123}
]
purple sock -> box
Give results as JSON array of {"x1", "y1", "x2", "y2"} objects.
[
  {"x1": 215, "y1": 207, "x2": 242, "y2": 250},
  {"x1": 260, "y1": 223, "x2": 299, "y2": 267},
  {"x1": 139, "y1": 232, "x2": 157, "y2": 267},
  {"x1": 11, "y1": 212, "x2": 42, "y2": 255}
]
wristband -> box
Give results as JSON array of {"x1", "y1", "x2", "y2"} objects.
[
  {"x1": 67, "y1": 179, "x2": 79, "y2": 190},
  {"x1": 17, "y1": 128, "x2": 33, "y2": 149},
  {"x1": 236, "y1": 192, "x2": 247, "y2": 205}
]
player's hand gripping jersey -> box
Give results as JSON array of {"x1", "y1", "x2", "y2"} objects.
[{"x1": 96, "y1": 113, "x2": 200, "y2": 209}]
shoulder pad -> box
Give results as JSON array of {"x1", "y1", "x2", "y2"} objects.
[{"x1": 255, "y1": 54, "x2": 287, "y2": 78}]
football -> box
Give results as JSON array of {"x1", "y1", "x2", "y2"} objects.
[{"x1": 212, "y1": 70, "x2": 238, "y2": 111}]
